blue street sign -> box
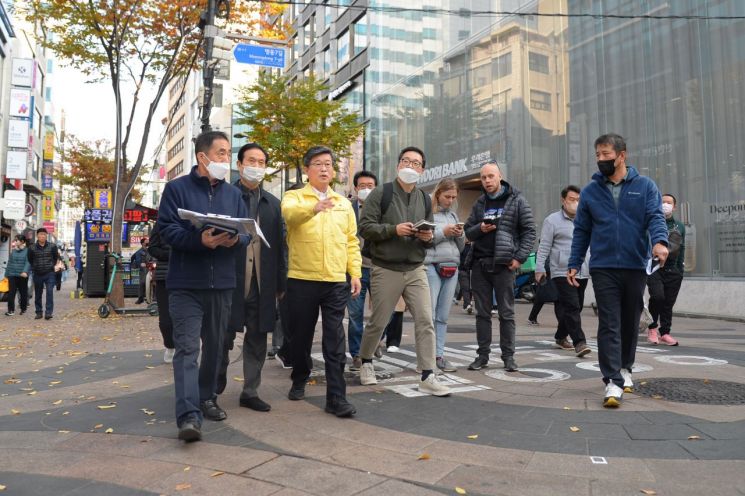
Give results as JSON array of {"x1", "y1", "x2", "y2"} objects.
[{"x1": 233, "y1": 44, "x2": 286, "y2": 68}]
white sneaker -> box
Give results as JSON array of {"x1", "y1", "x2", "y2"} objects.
[
  {"x1": 386, "y1": 346, "x2": 400, "y2": 353},
  {"x1": 419, "y1": 374, "x2": 451, "y2": 397},
  {"x1": 163, "y1": 348, "x2": 175, "y2": 363},
  {"x1": 603, "y1": 383, "x2": 623, "y2": 408},
  {"x1": 620, "y1": 368, "x2": 633, "y2": 393},
  {"x1": 359, "y1": 362, "x2": 377, "y2": 385}
]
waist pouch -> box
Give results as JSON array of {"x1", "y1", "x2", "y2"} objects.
[{"x1": 435, "y1": 262, "x2": 458, "y2": 278}]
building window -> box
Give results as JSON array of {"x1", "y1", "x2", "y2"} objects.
[
  {"x1": 167, "y1": 160, "x2": 184, "y2": 181},
  {"x1": 324, "y1": 3, "x2": 333, "y2": 26},
  {"x1": 529, "y1": 52, "x2": 549, "y2": 74},
  {"x1": 492, "y1": 52, "x2": 511, "y2": 79},
  {"x1": 304, "y1": 20, "x2": 312, "y2": 50},
  {"x1": 337, "y1": 29, "x2": 350, "y2": 68},
  {"x1": 323, "y1": 49, "x2": 331, "y2": 75},
  {"x1": 472, "y1": 63, "x2": 490, "y2": 87},
  {"x1": 354, "y1": 14, "x2": 368, "y2": 55},
  {"x1": 530, "y1": 90, "x2": 551, "y2": 111},
  {"x1": 167, "y1": 138, "x2": 184, "y2": 161},
  {"x1": 168, "y1": 115, "x2": 185, "y2": 140}
]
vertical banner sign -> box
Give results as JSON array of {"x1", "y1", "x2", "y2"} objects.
[
  {"x1": 93, "y1": 189, "x2": 111, "y2": 209},
  {"x1": 42, "y1": 160, "x2": 54, "y2": 190},
  {"x1": 42, "y1": 190, "x2": 56, "y2": 221},
  {"x1": 43, "y1": 132, "x2": 54, "y2": 161}
]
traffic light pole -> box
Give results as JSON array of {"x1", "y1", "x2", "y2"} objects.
[{"x1": 200, "y1": 0, "x2": 217, "y2": 133}]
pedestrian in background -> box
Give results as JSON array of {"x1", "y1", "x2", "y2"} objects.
[
  {"x1": 281, "y1": 146, "x2": 361, "y2": 417},
  {"x1": 424, "y1": 178, "x2": 465, "y2": 373},
  {"x1": 464, "y1": 161, "x2": 536, "y2": 372},
  {"x1": 647, "y1": 193, "x2": 685, "y2": 346},
  {"x1": 535, "y1": 185, "x2": 591, "y2": 357},
  {"x1": 131, "y1": 237, "x2": 151, "y2": 304},
  {"x1": 147, "y1": 221, "x2": 174, "y2": 363},
  {"x1": 568, "y1": 133, "x2": 668, "y2": 408},
  {"x1": 347, "y1": 170, "x2": 378, "y2": 371},
  {"x1": 5, "y1": 235, "x2": 30, "y2": 316},
  {"x1": 27, "y1": 227, "x2": 60, "y2": 321},
  {"x1": 158, "y1": 130, "x2": 249, "y2": 442},
  {"x1": 457, "y1": 241, "x2": 473, "y2": 314}
]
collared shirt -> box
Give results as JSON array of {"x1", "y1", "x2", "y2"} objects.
[
  {"x1": 605, "y1": 170, "x2": 629, "y2": 206},
  {"x1": 311, "y1": 185, "x2": 328, "y2": 200}
]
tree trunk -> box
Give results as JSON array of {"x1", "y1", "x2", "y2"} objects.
[{"x1": 108, "y1": 173, "x2": 129, "y2": 309}]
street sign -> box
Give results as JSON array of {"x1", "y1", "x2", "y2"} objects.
[
  {"x1": 25, "y1": 202, "x2": 35, "y2": 217},
  {"x1": 1, "y1": 190, "x2": 25, "y2": 220},
  {"x1": 233, "y1": 44, "x2": 285, "y2": 68},
  {"x1": 15, "y1": 220, "x2": 28, "y2": 231}
]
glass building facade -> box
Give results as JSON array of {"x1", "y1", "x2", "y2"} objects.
[{"x1": 284, "y1": 0, "x2": 745, "y2": 280}]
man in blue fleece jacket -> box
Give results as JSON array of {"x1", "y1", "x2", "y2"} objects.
[
  {"x1": 158, "y1": 131, "x2": 249, "y2": 442},
  {"x1": 567, "y1": 133, "x2": 668, "y2": 408}
]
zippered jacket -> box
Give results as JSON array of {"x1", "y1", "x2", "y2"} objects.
[
  {"x1": 6, "y1": 248, "x2": 30, "y2": 277},
  {"x1": 158, "y1": 166, "x2": 249, "y2": 290}
]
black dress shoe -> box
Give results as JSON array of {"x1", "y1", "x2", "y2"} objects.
[
  {"x1": 503, "y1": 356, "x2": 518, "y2": 372},
  {"x1": 45, "y1": 314, "x2": 53, "y2": 320},
  {"x1": 288, "y1": 383, "x2": 305, "y2": 401},
  {"x1": 35, "y1": 314, "x2": 43, "y2": 320},
  {"x1": 178, "y1": 419, "x2": 202, "y2": 442},
  {"x1": 467, "y1": 355, "x2": 489, "y2": 370},
  {"x1": 324, "y1": 397, "x2": 356, "y2": 418},
  {"x1": 239, "y1": 396, "x2": 271, "y2": 412},
  {"x1": 200, "y1": 399, "x2": 227, "y2": 421}
]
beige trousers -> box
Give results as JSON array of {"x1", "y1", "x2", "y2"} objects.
[{"x1": 360, "y1": 264, "x2": 436, "y2": 371}]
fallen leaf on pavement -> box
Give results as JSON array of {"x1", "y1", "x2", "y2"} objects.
[
  {"x1": 563, "y1": 406, "x2": 571, "y2": 410},
  {"x1": 570, "y1": 426, "x2": 581, "y2": 432},
  {"x1": 211, "y1": 471, "x2": 225, "y2": 478},
  {"x1": 455, "y1": 487, "x2": 467, "y2": 495},
  {"x1": 141, "y1": 409, "x2": 155, "y2": 416},
  {"x1": 145, "y1": 366, "x2": 155, "y2": 369},
  {"x1": 233, "y1": 376, "x2": 243, "y2": 382},
  {"x1": 687, "y1": 435, "x2": 702, "y2": 440},
  {"x1": 94, "y1": 424, "x2": 103, "y2": 429},
  {"x1": 703, "y1": 379, "x2": 710, "y2": 384},
  {"x1": 49, "y1": 381, "x2": 61, "y2": 385},
  {"x1": 640, "y1": 490, "x2": 657, "y2": 495},
  {"x1": 4, "y1": 378, "x2": 21, "y2": 384},
  {"x1": 97, "y1": 404, "x2": 116, "y2": 410},
  {"x1": 10, "y1": 409, "x2": 20, "y2": 415},
  {"x1": 183, "y1": 467, "x2": 190, "y2": 472},
  {"x1": 58, "y1": 430, "x2": 70, "y2": 434},
  {"x1": 62, "y1": 411, "x2": 70, "y2": 415},
  {"x1": 0, "y1": 483, "x2": 6, "y2": 491},
  {"x1": 52, "y1": 400, "x2": 62, "y2": 405},
  {"x1": 651, "y1": 395, "x2": 663, "y2": 399},
  {"x1": 467, "y1": 434, "x2": 478, "y2": 439},
  {"x1": 307, "y1": 379, "x2": 317, "y2": 385},
  {"x1": 105, "y1": 428, "x2": 113, "y2": 434},
  {"x1": 175, "y1": 483, "x2": 191, "y2": 491},
  {"x1": 417, "y1": 453, "x2": 431, "y2": 460}
]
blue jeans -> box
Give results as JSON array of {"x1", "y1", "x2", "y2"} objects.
[
  {"x1": 169, "y1": 288, "x2": 231, "y2": 426},
  {"x1": 426, "y1": 264, "x2": 459, "y2": 357},
  {"x1": 346, "y1": 267, "x2": 370, "y2": 357},
  {"x1": 33, "y1": 272, "x2": 56, "y2": 316}
]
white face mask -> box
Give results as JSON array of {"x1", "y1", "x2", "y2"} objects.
[
  {"x1": 662, "y1": 203, "x2": 674, "y2": 217},
  {"x1": 357, "y1": 188, "x2": 372, "y2": 201},
  {"x1": 241, "y1": 166, "x2": 265, "y2": 183},
  {"x1": 564, "y1": 201, "x2": 578, "y2": 215},
  {"x1": 398, "y1": 167, "x2": 420, "y2": 184},
  {"x1": 206, "y1": 161, "x2": 230, "y2": 181}
]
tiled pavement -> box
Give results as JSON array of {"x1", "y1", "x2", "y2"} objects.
[{"x1": 1, "y1": 280, "x2": 744, "y2": 495}]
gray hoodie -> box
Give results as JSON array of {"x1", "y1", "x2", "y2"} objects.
[
  {"x1": 425, "y1": 208, "x2": 465, "y2": 265},
  {"x1": 535, "y1": 209, "x2": 590, "y2": 279}
]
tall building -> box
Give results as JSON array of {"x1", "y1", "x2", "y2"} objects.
[{"x1": 282, "y1": 0, "x2": 744, "y2": 318}]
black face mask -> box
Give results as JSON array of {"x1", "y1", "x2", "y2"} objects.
[{"x1": 597, "y1": 158, "x2": 616, "y2": 177}]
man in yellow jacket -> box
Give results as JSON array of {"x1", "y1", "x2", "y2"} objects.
[{"x1": 281, "y1": 145, "x2": 362, "y2": 417}]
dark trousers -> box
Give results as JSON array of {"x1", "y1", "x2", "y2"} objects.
[
  {"x1": 384, "y1": 311, "x2": 403, "y2": 348},
  {"x1": 276, "y1": 295, "x2": 292, "y2": 364},
  {"x1": 7, "y1": 276, "x2": 28, "y2": 313},
  {"x1": 155, "y1": 280, "x2": 174, "y2": 349},
  {"x1": 647, "y1": 270, "x2": 683, "y2": 335},
  {"x1": 287, "y1": 278, "x2": 348, "y2": 400},
  {"x1": 471, "y1": 260, "x2": 516, "y2": 359},
  {"x1": 217, "y1": 274, "x2": 267, "y2": 399},
  {"x1": 554, "y1": 277, "x2": 588, "y2": 346},
  {"x1": 137, "y1": 270, "x2": 146, "y2": 301},
  {"x1": 33, "y1": 272, "x2": 56, "y2": 316},
  {"x1": 457, "y1": 269, "x2": 472, "y2": 307},
  {"x1": 592, "y1": 269, "x2": 646, "y2": 388},
  {"x1": 76, "y1": 269, "x2": 84, "y2": 290},
  {"x1": 169, "y1": 288, "x2": 231, "y2": 426}
]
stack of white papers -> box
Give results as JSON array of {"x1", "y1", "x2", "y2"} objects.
[{"x1": 177, "y1": 208, "x2": 270, "y2": 248}]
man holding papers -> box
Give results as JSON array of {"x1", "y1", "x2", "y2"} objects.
[
  {"x1": 281, "y1": 146, "x2": 362, "y2": 417},
  {"x1": 217, "y1": 143, "x2": 287, "y2": 413},
  {"x1": 158, "y1": 131, "x2": 249, "y2": 442},
  {"x1": 357, "y1": 146, "x2": 451, "y2": 397}
]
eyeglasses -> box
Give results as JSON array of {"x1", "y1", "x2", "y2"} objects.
[
  {"x1": 244, "y1": 158, "x2": 266, "y2": 167},
  {"x1": 309, "y1": 161, "x2": 333, "y2": 169},
  {"x1": 399, "y1": 157, "x2": 423, "y2": 168}
]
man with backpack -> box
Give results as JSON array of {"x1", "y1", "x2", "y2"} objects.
[
  {"x1": 357, "y1": 146, "x2": 451, "y2": 397},
  {"x1": 646, "y1": 193, "x2": 685, "y2": 346}
]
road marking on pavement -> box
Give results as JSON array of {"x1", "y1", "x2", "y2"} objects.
[
  {"x1": 653, "y1": 355, "x2": 728, "y2": 366},
  {"x1": 485, "y1": 368, "x2": 571, "y2": 382},
  {"x1": 576, "y1": 362, "x2": 654, "y2": 373},
  {"x1": 590, "y1": 456, "x2": 608, "y2": 464}
]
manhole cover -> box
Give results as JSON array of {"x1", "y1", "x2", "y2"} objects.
[{"x1": 636, "y1": 378, "x2": 745, "y2": 405}]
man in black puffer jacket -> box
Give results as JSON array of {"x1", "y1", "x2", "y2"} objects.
[
  {"x1": 464, "y1": 161, "x2": 536, "y2": 372},
  {"x1": 27, "y1": 228, "x2": 60, "y2": 320},
  {"x1": 147, "y1": 221, "x2": 174, "y2": 363}
]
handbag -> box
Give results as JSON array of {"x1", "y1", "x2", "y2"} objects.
[
  {"x1": 435, "y1": 262, "x2": 458, "y2": 278},
  {"x1": 0, "y1": 277, "x2": 8, "y2": 293},
  {"x1": 54, "y1": 260, "x2": 65, "y2": 272},
  {"x1": 535, "y1": 277, "x2": 559, "y2": 303}
]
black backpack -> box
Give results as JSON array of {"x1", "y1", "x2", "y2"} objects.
[
  {"x1": 667, "y1": 224, "x2": 683, "y2": 259},
  {"x1": 360, "y1": 182, "x2": 432, "y2": 258}
]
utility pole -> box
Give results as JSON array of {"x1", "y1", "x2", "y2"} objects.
[{"x1": 200, "y1": 0, "x2": 217, "y2": 133}]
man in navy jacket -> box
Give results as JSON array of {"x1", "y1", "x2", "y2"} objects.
[
  {"x1": 568, "y1": 133, "x2": 668, "y2": 408},
  {"x1": 158, "y1": 130, "x2": 249, "y2": 442}
]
